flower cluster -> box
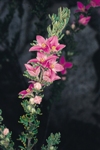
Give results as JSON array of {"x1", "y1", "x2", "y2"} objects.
[
  {"x1": 19, "y1": 35, "x2": 73, "y2": 104},
  {"x1": 75, "y1": 0, "x2": 100, "y2": 26}
]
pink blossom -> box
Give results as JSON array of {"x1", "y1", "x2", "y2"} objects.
[
  {"x1": 43, "y1": 69, "x2": 60, "y2": 82},
  {"x1": 29, "y1": 96, "x2": 42, "y2": 104},
  {"x1": 90, "y1": 0, "x2": 100, "y2": 7},
  {"x1": 33, "y1": 96, "x2": 42, "y2": 104},
  {"x1": 76, "y1": 1, "x2": 90, "y2": 12},
  {"x1": 28, "y1": 52, "x2": 58, "y2": 67},
  {"x1": 78, "y1": 14, "x2": 91, "y2": 26},
  {"x1": 19, "y1": 84, "x2": 34, "y2": 98},
  {"x1": 48, "y1": 36, "x2": 66, "y2": 53},
  {"x1": 29, "y1": 35, "x2": 50, "y2": 53},
  {"x1": 25, "y1": 64, "x2": 40, "y2": 77},
  {"x1": 47, "y1": 60, "x2": 64, "y2": 73},
  {"x1": 29, "y1": 35, "x2": 65, "y2": 54},
  {"x1": 34, "y1": 82, "x2": 42, "y2": 90},
  {"x1": 59, "y1": 56, "x2": 73, "y2": 75},
  {"x1": 3, "y1": 128, "x2": 9, "y2": 136}
]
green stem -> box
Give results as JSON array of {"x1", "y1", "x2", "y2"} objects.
[{"x1": 28, "y1": 137, "x2": 31, "y2": 150}]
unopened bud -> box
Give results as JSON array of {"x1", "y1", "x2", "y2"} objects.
[
  {"x1": 66, "y1": 30, "x2": 70, "y2": 35},
  {"x1": 71, "y1": 23, "x2": 75, "y2": 29},
  {"x1": 50, "y1": 146, "x2": 54, "y2": 150},
  {"x1": 27, "y1": 105, "x2": 32, "y2": 111},
  {"x1": 31, "y1": 108, "x2": 36, "y2": 114},
  {"x1": 3, "y1": 128, "x2": 9, "y2": 136},
  {"x1": 34, "y1": 82, "x2": 42, "y2": 90},
  {"x1": 29, "y1": 98, "x2": 34, "y2": 105},
  {"x1": 61, "y1": 76, "x2": 66, "y2": 81}
]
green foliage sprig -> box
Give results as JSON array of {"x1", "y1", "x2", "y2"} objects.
[
  {"x1": 47, "y1": 7, "x2": 70, "y2": 40},
  {"x1": 18, "y1": 100, "x2": 42, "y2": 149},
  {"x1": 0, "y1": 109, "x2": 14, "y2": 150},
  {"x1": 41, "y1": 133, "x2": 61, "y2": 150}
]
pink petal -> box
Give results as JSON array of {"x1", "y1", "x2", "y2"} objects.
[
  {"x1": 37, "y1": 52, "x2": 44, "y2": 58},
  {"x1": 29, "y1": 45, "x2": 41, "y2": 51},
  {"x1": 50, "y1": 36, "x2": 58, "y2": 46},
  {"x1": 90, "y1": 0, "x2": 100, "y2": 7},
  {"x1": 79, "y1": 15, "x2": 91, "y2": 25},
  {"x1": 79, "y1": 14, "x2": 84, "y2": 19},
  {"x1": 43, "y1": 75, "x2": 51, "y2": 82},
  {"x1": 34, "y1": 96, "x2": 42, "y2": 104},
  {"x1": 47, "y1": 55, "x2": 58, "y2": 61},
  {"x1": 51, "y1": 71, "x2": 61, "y2": 81},
  {"x1": 59, "y1": 56, "x2": 66, "y2": 64},
  {"x1": 27, "y1": 70, "x2": 36, "y2": 76},
  {"x1": 28, "y1": 58, "x2": 38, "y2": 63},
  {"x1": 25, "y1": 64, "x2": 33, "y2": 70},
  {"x1": 36, "y1": 35, "x2": 46, "y2": 44},
  {"x1": 61, "y1": 69, "x2": 67, "y2": 75},
  {"x1": 56, "y1": 44, "x2": 66, "y2": 51},
  {"x1": 64, "y1": 62, "x2": 73, "y2": 69},
  {"x1": 48, "y1": 36, "x2": 53, "y2": 42},
  {"x1": 28, "y1": 84, "x2": 34, "y2": 90},
  {"x1": 77, "y1": 1, "x2": 85, "y2": 10},
  {"x1": 35, "y1": 67, "x2": 40, "y2": 76},
  {"x1": 86, "y1": 4, "x2": 91, "y2": 10},
  {"x1": 19, "y1": 90, "x2": 27, "y2": 95},
  {"x1": 54, "y1": 64, "x2": 64, "y2": 72}
]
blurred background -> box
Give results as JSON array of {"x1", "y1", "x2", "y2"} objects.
[{"x1": 0, "y1": 0, "x2": 100, "y2": 149}]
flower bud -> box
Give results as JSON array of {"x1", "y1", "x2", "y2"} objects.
[
  {"x1": 3, "y1": 128, "x2": 9, "y2": 136},
  {"x1": 50, "y1": 146, "x2": 54, "y2": 150},
  {"x1": 31, "y1": 108, "x2": 36, "y2": 114},
  {"x1": 34, "y1": 82, "x2": 42, "y2": 90},
  {"x1": 27, "y1": 105, "x2": 32, "y2": 111},
  {"x1": 71, "y1": 23, "x2": 75, "y2": 29},
  {"x1": 34, "y1": 96, "x2": 42, "y2": 104},
  {"x1": 29, "y1": 96, "x2": 42, "y2": 105},
  {"x1": 66, "y1": 30, "x2": 70, "y2": 35},
  {"x1": 29, "y1": 98, "x2": 35, "y2": 105},
  {"x1": 61, "y1": 76, "x2": 66, "y2": 80}
]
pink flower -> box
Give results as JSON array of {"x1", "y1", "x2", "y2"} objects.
[
  {"x1": 34, "y1": 82, "x2": 42, "y2": 90},
  {"x1": 30, "y1": 96, "x2": 42, "y2": 104},
  {"x1": 59, "y1": 56, "x2": 73, "y2": 75},
  {"x1": 29, "y1": 35, "x2": 50, "y2": 53},
  {"x1": 3, "y1": 128, "x2": 9, "y2": 136},
  {"x1": 19, "y1": 84, "x2": 34, "y2": 98},
  {"x1": 78, "y1": 14, "x2": 91, "y2": 26},
  {"x1": 47, "y1": 60, "x2": 64, "y2": 73},
  {"x1": 76, "y1": 1, "x2": 90, "y2": 12},
  {"x1": 29, "y1": 35, "x2": 65, "y2": 54},
  {"x1": 48, "y1": 36, "x2": 66, "y2": 53},
  {"x1": 43, "y1": 69, "x2": 60, "y2": 82},
  {"x1": 25, "y1": 64, "x2": 40, "y2": 77},
  {"x1": 28, "y1": 52, "x2": 58, "y2": 67},
  {"x1": 29, "y1": 96, "x2": 42, "y2": 104},
  {"x1": 90, "y1": 0, "x2": 100, "y2": 7}
]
